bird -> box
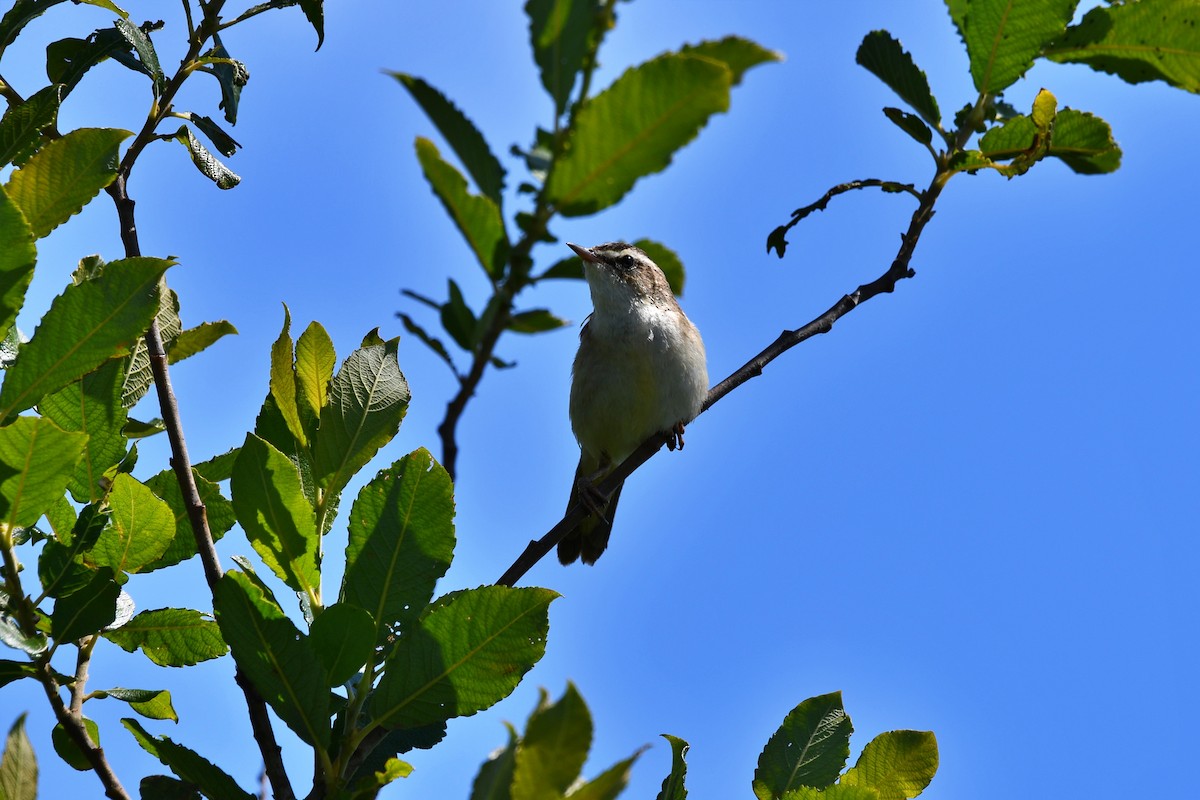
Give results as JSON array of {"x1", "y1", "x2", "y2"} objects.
[{"x1": 558, "y1": 241, "x2": 709, "y2": 565}]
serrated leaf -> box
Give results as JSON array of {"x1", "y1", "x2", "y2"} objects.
[
  {"x1": 856, "y1": 31, "x2": 941, "y2": 128},
  {"x1": 840, "y1": 730, "x2": 938, "y2": 800},
  {"x1": 167, "y1": 320, "x2": 237, "y2": 364},
  {"x1": 213, "y1": 570, "x2": 330, "y2": 748},
  {"x1": 114, "y1": 19, "x2": 164, "y2": 95},
  {"x1": 40, "y1": 360, "x2": 128, "y2": 503},
  {"x1": 0, "y1": 84, "x2": 62, "y2": 167},
  {"x1": 525, "y1": 0, "x2": 594, "y2": 116},
  {"x1": 203, "y1": 36, "x2": 247, "y2": 125},
  {"x1": 546, "y1": 53, "x2": 732, "y2": 216},
  {"x1": 85, "y1": 473, "x2": 174, "y2": 575},
  {"x1": 230, "y1": 433, "x2": 319, "y2": 599},
  {"x1": 0, "y1": 416, "x2": 87, "y2": 529},
  {"x1": 102, "y1": 608, "x2": 226, "y2": 667},
  {"x1": 312, "y1": 336, "x2": 410, "y2": 500},
  {"x1": 656, "y1": 734, "x2": 689, "y2": 800},
  {"x1": 371, "y1": 586, "x2": 557, "y2": 729},
  {"x1": 120, "y1": 282, "x2": 180, "y2": 408},
  {"x1": 96, "y1": 688, "x2": 178, "y2": 722},
  {"x1": 295, "y1": 321, "x2": 335, "y2": 422},
  {"x1": 753, "y1": 692, "x2": 853, "y2": 799},
  {"x1": 882, "y1": 107, "x2": 934, "y2": 147},
  {"x1": 0, "y1": 256, "x2": 170, "y2": 419},
  {"x1": 123, "y1": 718, "x2": 254, "y2": 800},
  {"x1": 174, "y1": 126, "x2": 240, "y2": 189},
  {"x1": 680, "y1": 35, "x2": 783, "y2": 86},
  {"x1": 959, "y1": 0, "x2": 1075, "y2": 94},
  {"x1": 140, "y1": 468, "x2": 234, "y2": 572},
  {"x1": 512, "y1": 683, "x2": 592, "y2": 800},
  {"x1": 3, "y1": 127, "x2": 129, "y2": 238},
  {"x1": 507, "y1": 309, "x2": 568, "y2": 334},
  {"x1": 340, "y1": 448, "x2": 454, "y2": 644},
  {"x1": 51, "y1": 716, "x2": 98, "y2": 771},
  {"x1": 1044, "y1": 1, "x2": 1200, "y2": 93},
  {"x1": 269, "y1": 307, "x2": 306, "y2": 446},
  {"x1": 391, "y1": 73, "x2": 505, "y2": 205},
  {"x1": 309, "y1": 602, "x2": 374, "y2": 686},
  {"x1": 979, "y1": 107, "x2": 1120, "y2": 175},
  {"x1": 414, "y1": 137, "x2": 510, "y2": 279},
  {"x1": 0, "y1": 190, "x2": 35, "y2": 341},
  {"x1": 0, "y1": 713, "x2": 37, "y2": 800},
  {"x1": 51, "y1": 566, "x2": 119, "y2": 641}
]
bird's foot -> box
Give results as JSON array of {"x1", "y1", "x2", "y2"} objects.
[
  {"x1": 666, "y1": 421, "x2": 686, "y2": 451},
  {"x1": 575, "y1": 472, "x2": 609, "y2": 519}
]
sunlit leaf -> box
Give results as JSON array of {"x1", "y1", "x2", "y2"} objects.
[
  {"x1": 512, "y1": 683, "x2": 592, "y2": 799},
  {"x1": 86, "y1": 473, "x2": 174, "y2": 575},
  {"x1": 957, "y1": 0, "x2": 1075, "y2": 94},
  {"x1": 525, "y1": 0, "x2": 594, "y2": 116},
  {"x1": 656, "y1": 734, "x2": 689, "y2": 800},
  {"x1": 679, "y1": 35, "x2": 782, "y2": 87},
  {"x1": 0, "y1": 416, "x2": 87, "y2": 529},
  {"x1": 0, "y1": 713, "x2": 37, "y2": 800},
  {"x1": 103, "y1": 608, "x2": 227, "y2": 667},
  {"x1": 840, "y1": 730, "x2": 938, "y2": 800},
  {"x1": 39, "y1": 360, "x2": 128, "y2": 503}
]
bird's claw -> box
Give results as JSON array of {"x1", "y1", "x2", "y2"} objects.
[{"x1": 666, "y1": 421, "x2": 686, "y2": 451}]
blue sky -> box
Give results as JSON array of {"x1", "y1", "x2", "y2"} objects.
[{"x1": 4, "y1": 2, "x2": 1198, "y2": 799}]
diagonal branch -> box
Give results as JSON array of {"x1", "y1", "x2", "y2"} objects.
[{"x1": 497, "y1": 165, "x2": 951, "y2": 587}]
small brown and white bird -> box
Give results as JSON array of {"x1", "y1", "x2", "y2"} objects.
[{"x1": 559, "y1": 241, "x2": 709, "y2": 565}]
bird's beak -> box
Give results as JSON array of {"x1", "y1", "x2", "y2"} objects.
[{"x1": 567, "y1": 242, "x2": 600, "y2": 264}]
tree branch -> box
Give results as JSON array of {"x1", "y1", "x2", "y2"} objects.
[{"x1": 497, "y1": 165, "x2": 951, "y2": 587}]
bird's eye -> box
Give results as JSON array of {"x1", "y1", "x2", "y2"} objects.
[{"x1": 615, "y1": 254, "x2": 636, "y2": 270}]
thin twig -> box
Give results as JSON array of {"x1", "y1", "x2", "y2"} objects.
[{"x1": 496, "y1": 165, "x2": 951, "y2": 587}]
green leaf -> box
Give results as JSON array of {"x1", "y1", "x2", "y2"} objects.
[
  {"x1": 0, "y1": 193, "x2": 33, "y2": 345},
  {"x1": 680, "y1": 35, "x2": 783, "y2": 86},
  {"x1": 95, "y1": 688, "x2": 178, "y2": 722},
  {"x1": 563, "y1": 751, "x2": 642, "y2": 800},
  {"x1": 309, "y1": 602, "x2": 374, "y2": 686},
  {"x1": 114, "y1": 19, "x2": 164, "y2": 96},
  {"x1": 0, "y1": 713, "x2": 37, "y2": 800},
  {"x1": 512, "y1": 683, "x2": 592, "y2": 800},
  {"x1": 312, "y1": 335, "x2": 410, "y2": 500},
  {"x1": 51, "y1": 716, "x2": 98, "y2": 771},
  {"x1": 295, "y1": 320, "x2": 335, "y2": 423},
  {"x1": 0, "y1": 84, "x2": 62, "y2": 167},
  {"x1": 193, "y1": 447, "x2": 239, "y2": 483},
  {"x1": 39, "y1": 360, "x2": 128, "y2": 503},
  {"x1": 441, "y1": 278, "x2": 478, "y2": 350},
  {"x1": 753, "y1": 692, "x2": 852, "y2": 799},
  {"x1": 102, "y1": 608, "x2": 227, "y2": 667},
  {"x1": 656, "y1": 734, "x2": 689, "y2": 800},
  {"x1": 0, "y1": 616, "x2": 46, "y2": 655},
  {"x1": 167, "y1": 320, "x2": 237, "y2": 364},
  {"x1": 0, "y1": 660, "x2": 36, "y2": 689},
  {"x1": 138, "y1": 775, "x2": 201, "y2": 800},
  {"x1": 213, "y1": 570, "x2": 330, "y2": 748},
  {"x1": 51, "y1": 567, "x2": 119, "y2": 641},
  {"x1": 882, "y1": 108, "x2": 934, "y2": 147},
  {"x1": 123, "y1": 718, "x2": 254, "y2": 800},
  {"x1": 77, "y1": 0, "x2": 127, "y2": 17},
  {"x1": 85, "y1": 473, "x2": 174, "y2": 575},
  {"x1": 183, "y1": 113, "x2": 240, "y2": 158},
  {"x1": 202, "y1": 36, "x2": 247, "y2": 125},
  {"x1": 470, "y1": 722, "x2": 517, "y2": 800},
  {"x1": 37, "y1": 506, "x2": 106, "y2": 598},
  {"x1": 507, "y1": 309, "x2": 568, "y2": 335},
  {"x1": 230, "y1": 433, "x2": 319, "y2": 599},
  {"x1": 397, "y1": 312, "x2": 457, "y2": 374},
  {"x1": 349, "y1": 756, "x2": 413, "y2": 798},
  {"x1": 979, "y1": 106, "x2": 1120, "y2": 176},
  {"x1": 779, "y1": 786, "x2": 880, "y2": 800},
  {"x1": 0, "y1": 416, "x2": 87, "y2": 529},
  {"x1": 120, "y1": 282, "x2": 180, "y2": 409},
  {"x1": 525, "y1": 0, "x2": 594, "y2": 116},
  {"x1": 0, "y1": 0, "x2": 70, "y2": 59},
  {"x1": 958, "y1": 0, "x2": 1075, "y2": 94},
  {"x1": 298, "y1": 0, "x2": 324, "y2": 49},
  {"x1": 840, "y1": 730, "x2": 938, "y2": 800},
  {"x1": 1044, "y1": 1, "x2": 1200, "y2": 93},
  {"x1": 546, "y1": 53, "x2": 731, "y2": 216},
  {"x1": 269, "y1": 307, "x2": 306, "y2": 447},
  {"x1": 44, "y1": 30, "x2": 130, "y2": 97},
  {"x1": 414, "y1": 137, "x2": 510, "y2": 279},
  {"x1": 340, "y1": 448, "x2": 454, "y2": 644},
  {"x1": 173, "y1": 126, "x2": 240, "y2": 189},
  {"x1": 0, "y1": 256, "x2": 170, "y2": 419},
  {"x1": 140, "y1": 469, "x2": 235, "y2": 572},
  {"x1": 3, "y1": 127, "x2": 130, "y2": 239},
  {"x1": 391, "y1": 73, "x2": 505, "y2": 205},
  {"x1": 856, "y1": 31, "x2": 941, "y2": 128},
  {"x1": 371, "y1": 586, "x2": 556, "y2": 729},
  {"x1": 536, "y1": 255, "x2": 583, "y2": 282}
]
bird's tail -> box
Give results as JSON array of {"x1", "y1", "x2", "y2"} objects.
[{"x1": 558, "y1": 478, "x2": 623, "y2": 565}]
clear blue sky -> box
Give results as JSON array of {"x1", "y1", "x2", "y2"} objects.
[{"x1": 4, "y1": 2, "x2": 1198, "y2": 799}]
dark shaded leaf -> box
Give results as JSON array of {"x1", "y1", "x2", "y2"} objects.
[
  {"x1": 0, "y1": 84, "x2": 62, "y2": 167},
  {"x1": 51, "y1": 717, "x2": 98, "y2": 771},
  {"x1": 309, "y1": 602, "x2": 374, "y2": 685},
  {"x1": 856, "y1": 31, "x2": 941, "y2": 128},
  {"x1": 93, "y1": 688, "x2": 178, "y2": 722},
  {"x1": 525, "y1": 0, "x2": 594, "y2": 115},
  {"x1": 114, "y1": 19, "x2": 164, "y2": 95},
  {"x1": 753, "y1": 692, "x2": 852, "y2": 798},
  {"x1": 200, "y1": 36, "x2": 247, "y2": 125},
  {"x1": 883, "y1": 107, "x2": 934, "y2": 147},
  {"x1": 51, "y1": 567, "x2": 119, "y2": 641},
  {"x1": 173, "y1": 126, "x2": 240, "y2": 189},
  {"x1": 123, "y1": 718, "x2": 254, "y2": 800},
  {"x1": 507, "y1": 308, "x2": 569, "y2": 334}
]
